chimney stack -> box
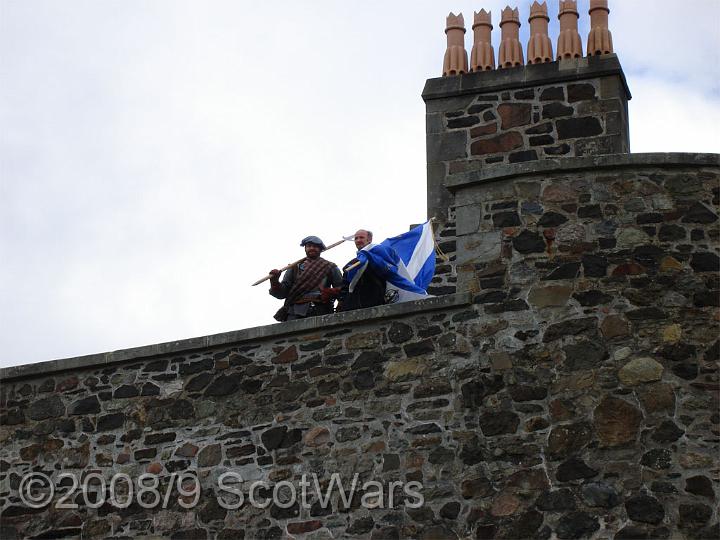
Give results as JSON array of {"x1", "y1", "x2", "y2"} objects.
[
  {"x1": 470, "y1": 10, "x2": 495, "y2": 72},
  {"x1": 527, "y1": 1, "x2": 553, "y2": 64},
  {"x1": 443, "y1": 13, "x2": 468, "y2": 76},
  {"x1": 498, "y1": 6, "x2": 523, "y2": 68},
  {"x1": 424, "y1": 0, "x2": 630, "y2": 222}
]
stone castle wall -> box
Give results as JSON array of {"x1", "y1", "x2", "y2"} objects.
[{"x1": 1, "y1": 154, "x2": 718, "y2": 540}]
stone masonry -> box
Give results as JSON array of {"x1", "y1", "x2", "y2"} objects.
[{"x1": 424, "y1": 55, "x2": 630, "y2": 223}]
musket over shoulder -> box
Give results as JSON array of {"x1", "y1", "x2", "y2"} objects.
[{"x1": 251, "y1": 238, "x2": 348, "y2": 286}]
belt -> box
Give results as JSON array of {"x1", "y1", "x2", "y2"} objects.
[{"x1": 294, "y1": 296, "x2": 325, "y2": 305}]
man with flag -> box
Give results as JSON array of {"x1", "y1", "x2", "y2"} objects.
[
  {"x1": 331, "y1": 229, "x2": 387, "y2": 312},
  {"x1": 342, "y1": 221, "x2": 436, "y2": 306}
]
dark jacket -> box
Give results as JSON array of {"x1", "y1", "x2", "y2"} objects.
[{"x1": 338, "y1": 259, "x2": 386, "y2": 312}]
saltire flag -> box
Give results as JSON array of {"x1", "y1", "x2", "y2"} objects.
[{"x1": 347, "y1": 220, "x2": 436, "y2": 303}]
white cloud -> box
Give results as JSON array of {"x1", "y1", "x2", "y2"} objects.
[
  {"x1": 629, "y1": 77, "x2": 720, "y2": 154},
  {"x1": 613, "y1": 0, "x2": 720, "y2": 96}
]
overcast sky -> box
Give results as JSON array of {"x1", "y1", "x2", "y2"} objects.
[{"x1": 1, "y1": 0, "x2": 718, "y2": 368}]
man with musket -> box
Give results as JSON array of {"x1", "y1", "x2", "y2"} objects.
[{"x1": 268, "y1": 236, "x2": 343, "y2": 321}]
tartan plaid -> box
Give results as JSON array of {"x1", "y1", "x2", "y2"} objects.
[{"x1": 284, "y1": 257, "x2": 333, "y2": 306}]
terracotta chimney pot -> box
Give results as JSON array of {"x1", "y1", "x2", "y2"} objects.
[
  {"x1": 557, "y1": 0, "x2": 583, "y2": 59},
  {"x1": 498, "y1": 6, "x2": 523, "y2": 68},
  {"x1": 587, "y1": 0, "x2": 613, "y2": 55},
  {"x1": 527, "y1": 1, "x2": 553, "y2": 64},
  {"x1": 443, "y1": 12, "x2": 469, "y2": 76},
  {"x1": 470, "y1": 9, "x2": 495, "y2": 71}
]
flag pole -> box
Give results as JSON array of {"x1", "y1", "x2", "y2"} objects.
[
  {"x1": 429, "y1": 216, "x2": 450, "y2": 262},
  {"x1": 344, "y1": 260, "x2": 363, "y2": 272},
  {"x1": 251, "y1": 238, "x2": 348, "y2": 286}
]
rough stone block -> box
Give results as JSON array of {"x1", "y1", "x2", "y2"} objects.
[
  {"x1": 567, "y1": 83, "x2": 597, "y2": 103},
  {"x1": 557, "y1": 117, "x2": 603, "y2": 140},
  {"x1": 447, "y1": 115, "x2": 480, "y2": 129},
  {"x1": 426, "y1": 112, "x2": 444, "y2": 134},
  {"x1": 529, "y1": 135, "x2": 555, "y2": 146},
  {"x1": 618, "y1": 357, "x2": 664, "y2": 386},
  {"x1": 528, "y1": 285, "x2": 572, "y2": 308},
  {"x1": 470, "y1": 131, "x2": 523, "y2": 155},
  {"x1": 599, "y1": 75, "x2": 626, "y2": 99},
  {"x1": 456, "y1": 267, "x2": 478, "y2": 293},
  {"x1": 515, "y1": 181, "x2": 541, "y2": 200},
  {"x1": 594, "y1": 396, "x2": 643, "y2": 448},
  {"x1": 542, "y1": 102, "x2": 574, "y2": 119},
  {"x1": 575, "y1": 135, "x2": 623, "y2": 156},
  {"x1": 492, "y1": 211, "x2": 521, "y2": 227},
  {"x1": 427, "y1": 131, "x2": 468, "y2": 163},
  {"x1": 456, "y1": 205, "x2": 482, "y2": 235},
  {"x1": 576, "y1": 98, "x2": 622, "y2": 116},
  {"x1": 470, "y1": 123, "x2": 498, "y2": 138},
  {"x1": 457, "y1": 231, "x2": 502, "y2": 265},
  {"x1": 427, "y1": 161, "x2": 451, "y2": 220},
  {"x1": 456, "y1": 182, "x2": 517, "y2": 206},
  {"x1": 540, "y1": 86, "x2": 564, "y2": 101},
  {"x1": 512, "y1": 230, "x2": 546, "y2": 254},
  {"x1": 498, "y1": 103, "x2": 532, "y2": 129},
  {"x1": 509, "y1": 150, "x2": 539, "y2": 163},
  {"x1": 544, "y1": 143, "x2": 571, "y2": 155},
  {"x1": 514, "y1": 88, "x2": 535, "y2": 100}
]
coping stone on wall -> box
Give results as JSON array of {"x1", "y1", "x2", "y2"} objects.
[
  {"x1": 0, "y1": 293, "x2": 472, "y2": 382},
  {"x1": 422, "y1": 54, "x2": 631, "y2": 102},
  {"x1": 445, "y1": 152, "x2": 720, "y2": 191}
]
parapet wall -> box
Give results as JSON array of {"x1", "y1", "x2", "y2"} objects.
[{"x1": 1, "y1": 154, "x2": 718, "y2": 540}]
